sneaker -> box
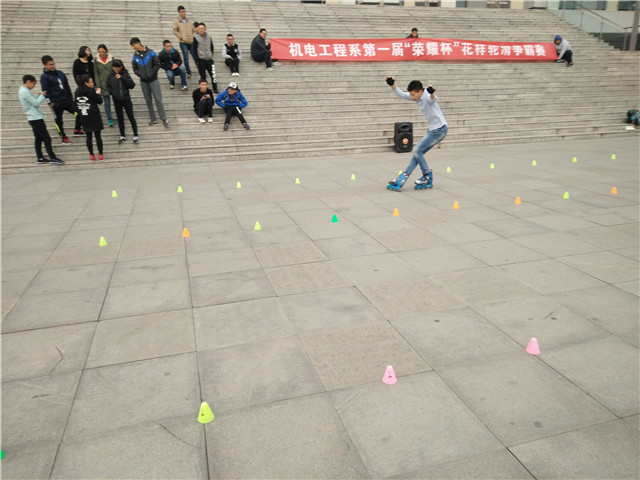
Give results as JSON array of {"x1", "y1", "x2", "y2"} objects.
[
  {"x1": 73, "y1": 129, "x2": 86, "y2": 135},
  {"x1": 187, "y1": 73, "x2": 191, "y2": 78},
  {"x1": 273, "y1": 60, "x2": 281, "y2": 66},
  {"x1": 198, "y1": 117, "x2": 206, "y2": 124},
  {"x1": 49, "y1": 157, "x2": 65, "y2": 165},
  {"x1": 266, "y1": 67, "x2": 273, "y2": 71},
  {"x1": 62, "y1": 136, "x2": 71, "y2": 144},
  {"x1": 207, "y1": 117, "x2": 213, "y2": 123},
  {"x1": 37, "y1": 157, "x2": 49, "y2": 164},
  {"x1": 98, "y1": 154, "x2": 104, "y2": 161},
  {"x1": 163, "y1": 120, "x2": 170, "y2": 128},
  {"x1": 108, "y1": 119, "x2": 114, "y2": 127},
  {"x1": 567, "y1": 62, "x2": 573, "y2": 67},
  {"x1": 133, "y1": 136, "x2": 139, "y2": 143},
  {"x1": 90, "y1": 154, "x2": 96, "y2": 162},
  {"x1": 243, "y1": 123, "x2": 250, "y2": 130},
  {"x1": 555, "y1": 59, "x2": 565, "y2": 63},
  {"x1": 148, "y1": 120, "x2": 157, "y2": 125},
  {"x1": 118, "y1": 136, "x2": 126, "y2": 143},
  {"x1": 169, "y1": 84, "x2": 175, "y2": 89},
  {"x1": 182, "y1": 85, "x2": 188, "y2": 91},
  {"x1": 223, "y1": 123, "x2": 229, "y2": 130}
]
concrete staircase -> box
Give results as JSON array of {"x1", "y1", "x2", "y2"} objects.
[{"x1": 1, "y1": 0, "x2": 638, "y2": 172}]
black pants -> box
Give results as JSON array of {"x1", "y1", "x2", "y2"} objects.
[
  {"x1": 252, "y1": 48, "x2": 272, "y2": 68},
  {"x1": 52, "y1": 99, "x2": 81, "y2": 138},
  {"x1": 225, "y1": 57, "x2": 240, "y2": 74},
  {"x1": 114, "y1": 98, "x2": 138, "y2": 137},
  {"x1": 197, "y1": 59, "x2": 217, "y2": 91},
  {"x1": 86, "y1": 130, "x2": 103, "y2": 155},
  {"x1": 561, "y1": 50, "x2": 573, "y2": 63},
  {"x1": 28, "y1": 119, "x2": 56, "y2": 159},
  {"x1": 223, "y1": 105, "x2": 246, "y2": 125},
  {"x1": 195, "y1": 98, "x2": 213, "y2": 118}
]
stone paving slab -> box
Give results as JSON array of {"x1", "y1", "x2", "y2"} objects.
[{"x1": 1, "y1": 137, "x2": 638, "y2": 479}]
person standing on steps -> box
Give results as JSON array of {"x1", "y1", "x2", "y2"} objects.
[
  {"x1": 385, "y1": 76, "x2": 447, "y2": 191},
  {"x1": 107, "y1": 59, "x2": 139, "y2": 144},
  {"x1": 19, "y1": 74, "x2": 64, "y2": 165},
  {"x1": 130, "y1": 37, "x2": 169, "y2": 127},
  {"x1": 40, "y1": 55, "x2": 84, "y2": 143},
  {"x1": 193, "y1": 23, "x2": 218, "y2": 93},
  {"x1": 94, "y1": 44, "x2": 115, "y2": 127},
  {"x1": 172, "y1": 5, "x2": 196, "y2": 78},
  {"x1": 75, "y1": 74, "x2": 105, "y2": 162}
]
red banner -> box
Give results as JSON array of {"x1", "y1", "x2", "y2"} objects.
[{"x1": 271, "y1": 38, "x2": 556, "y2": 62}]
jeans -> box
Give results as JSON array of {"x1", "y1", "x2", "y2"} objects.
[
  {"x1": 179, "y1": 42, "x2": 196, "y2": 75},
  {"x1": 166, "y1": 66, "x2": 187, "y2": 87},
  {"x1": 140, "y1": 79, "x2": 166, "y2": 122},
  {"x1": 28, "y1": 119, "x2": 56, "y2": 159},
  {"x1": 103, "y1": 95, "x2": 113, "y2": 122},
  {"x1": 114, "y1": 98, "x2": 138, "y2": 137},
  {"x1": 404, "y1": 124, "x2": 448, "y2": 176}
]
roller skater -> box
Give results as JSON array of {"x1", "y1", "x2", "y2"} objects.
[{"x1": 385, "y1": 76, "x2": 447, "y2": 191}]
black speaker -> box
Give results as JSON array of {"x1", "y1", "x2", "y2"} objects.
[{"x1": 394, "y1": 122, "x2": 413, "y2": 153}]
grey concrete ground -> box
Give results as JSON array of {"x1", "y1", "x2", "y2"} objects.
[{"x1": 1, "y1": 136, "x2": 638, "y2": 479}]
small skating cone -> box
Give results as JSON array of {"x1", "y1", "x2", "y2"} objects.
[
  {"x1": 398, "y1": 170, "x2": 403, "y2": 176},
  {"x1": 99, "y1": 236, "x2": 108, "y2": 247},
  {"x1": 392, "y1": 208, "x2": 400, "y2": 217},
  {"x1": 177, "y1": 185, "x2": 183, "y2": 193},
  {"x1": 526, "y1": 337, "x2": 541, "y2": 355},
  {"x1": 531, "y1": 160, "x2": 537, "y2": 166},
  {"x1": 236, "y1": 181, "x2": 242, "y2": 189},
  {"x1": 452, "y1": 201, "x2": 460, "y2": 210},
  {"x1": 514, "y1": 197, "x2": 522, "y2": 205},
  {"x1": 182, "y1": 228, "x2": 190, "y2": 238},
  {"x1": 331, "y1": 214, "x2": 338, "y2": 223},
  {"x1": 111, "y1": 190, "x2": 118, "y2": 198},
  {"x1": 611, "y1": 154, "x2": 616, "y2": 160},
  {"x1": 563, "y1": 192, "x2": 570, "y2": 199},
  {"x1": 350, "y1": 173, "x2": 356, "y2": 181},
  {"x1": 382, "y1": 365, "x2": 397, "y2": 385},
  {"x1": 197, "y1": 402, "x2": 214, "y2": 423},
  {"x1": 610, "y1": 186, "x2": 618, "y2": 195},
  {"x1": 572, "y1": 156, "x2": 578, "y2": 163},
  {"x1": 254, "y1": 221, "x2": 262, "y2": 231},
  {"x1": 295, "y1": 177, "x2": 301, "y2": 184},
  {"x1": 489, "y1": 163, "x2": 495, "y2": 170},
  {"x1": 446, "y1": 166, "x2": 452, "y2": 173}
]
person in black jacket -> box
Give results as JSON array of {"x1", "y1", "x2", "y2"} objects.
[
  {"x1": 192, "y1": 78, "x2": 214, "y2": 123},
  {"x1": 72, "y1": 46, "x2": 95, "y2": 86},
  {"x1": 251, "y1": 29, "x2": 279, "y2": 70},
  {"x1": 40, "y1": 55, "x2": 84, "y2": 142},
  {"x1": 106, "y1": 59, "x2": 139, "y2": 143},
  {"x1": 130, "y1": 37, "x2": 168, "y2": 127},
  {"x1": 159, "y1": 40, "x2": 187, "y2": 91},
  {"x1": 75, "y1": 74, "x2": 104, "y2": 161}
]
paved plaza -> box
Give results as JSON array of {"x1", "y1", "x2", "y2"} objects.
[{"x1": 1, "y1": 136, "x2": 638, "y2": 479}]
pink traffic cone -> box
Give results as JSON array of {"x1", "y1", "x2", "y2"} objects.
[
  {"x1": 526, "y1": 337, "x2": 541, "y2": 355},
  {"x1": 382, "y1": 365, "x2": 397, "y2": 384}
]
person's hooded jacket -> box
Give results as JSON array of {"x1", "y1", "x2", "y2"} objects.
[
  {"x1": 132, "y1": 47, "x2": 161, "y2": 83},
  {"x1": 94, "y1": 54, "x2": 113, "y2": 97},
  {"x1": 106, "y1": 67, "x2": 136, "y2": 102},
  {"x1": 554, "y1": 35, "x2": 572, "y2": 58},
  {"x1": 40, "y1": 68, "x2": 73, "y2": 104},
  {"x1": 215, "y1": 88, "x2": 248, "y2": 109}
]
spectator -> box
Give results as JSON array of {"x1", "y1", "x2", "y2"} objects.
[
  {"x1": 407, "y1": 28, "x2": 419, "y2": 38},
  {"x1": 192, "y1": 78, "x2": 214, "y2": 123},
  {"x1": 172, "y1": 5, "x2": 196, "y2": 78},
  {"x1": 40, "y1": 55, "x2": 83, "y2": 143},
  {"x1": 216, "y1": 81, "x2": 249, "y2": 130},
  {"x1": 73, "y1": 46, "x2": 94, "y2": 86},
  {"x1": 75, "y1": 74, "x2": 104, "y2": 162},
  {"x1": 222, "y1": 33, "x2": 242, "y2": 76},
  {"x1": 159, "y1": 39, "x2": 188, "y2": 91},
  {"x1": 193, "y1": 22, "x2": 218, "y2": 93},
  {"x1": 251, "y1": 28, "x2": 279, "y2": 71},
  {"x1": 554, "y1": 35, "x2": 573, "y2": 67},
  {"x1": 94, "y1": 44, "x2": 114, "y2": 127},
  {"x1": 107, "y1": 59, "x2": 139, "y2": 144},
  {"x1": 18, "y1": 74, "x2": 64, "y2": 165},
  {"x1": 130, "y1": 37, "x2": 169, "y2": 127}
]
